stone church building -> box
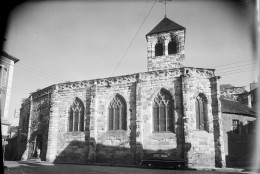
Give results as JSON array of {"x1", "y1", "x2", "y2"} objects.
[{"x1": 18, "y1": 17, "x2": 226, "y2": 168}]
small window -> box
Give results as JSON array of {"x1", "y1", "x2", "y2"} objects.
[
  {"x1": 232, "y1": 120, "x2": 240, "y2": 134},
  {"x1": 168, "y1": 39, "x2": 178, "y2": 54},
  {"x1": 195, "y1": 94, "x2": 208, "y2": 131},
  {"x1": 155, "y1": 42, "x2": 163, "y2": 56}
]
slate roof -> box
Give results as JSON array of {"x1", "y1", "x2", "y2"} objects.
[
  {"x1": 220, "y1": 98, "x2": 256, "y2": 117},
  {"x1": 146, "y1": 17, "x2": 185, "y2": 36}
]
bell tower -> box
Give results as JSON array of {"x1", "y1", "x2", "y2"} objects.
[{"x1": 146, "y1": 17, "x2": 186, "y2": 71}]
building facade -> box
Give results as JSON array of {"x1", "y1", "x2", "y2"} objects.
[
  {"x1": 18, "y1": 17, "x2": 226, "y2": 168},
  {"x1": 220, "y1": 85, "x2": 257, "y2": 167},
  {"x1": 1, "y1": 51, "x2": 19, "y2": 138}
]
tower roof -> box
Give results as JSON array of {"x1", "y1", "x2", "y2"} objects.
[{"x1": 146, "y1": 17, "x2": 185, "y2": 36}]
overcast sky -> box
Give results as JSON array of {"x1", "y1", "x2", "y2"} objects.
[{"x1": 3, "y1": 0, "x2": 258, "y2": 126}]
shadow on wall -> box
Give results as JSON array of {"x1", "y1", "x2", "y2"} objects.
[
  {"x1": 225, "y1": 120, "x2": 256, "y2": 168},
  {"x1": 54, "y1": 80, "x2": 191, "y2": 165},
  {"x1": 53, "y1": 137, "x2": 191, "y2": 166}
]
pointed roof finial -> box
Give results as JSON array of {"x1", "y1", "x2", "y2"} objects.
[{"x1": 159, "y1": 0, "x2": 171, "y2": 18}]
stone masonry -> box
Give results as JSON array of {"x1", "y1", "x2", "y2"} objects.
[{"x1": 18, "y1": 17, "x2": 226, "y2": 168}]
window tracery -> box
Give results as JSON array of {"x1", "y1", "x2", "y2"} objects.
[
  {"x1": 108, "y1": 94, "x2": 127, "y2": 131},
  {"x1": 153, "y1": 89, "x2": 174, "y2": 132},
  {"x1": 69, "y1": 98, "x2": 84, "y2": 132}
]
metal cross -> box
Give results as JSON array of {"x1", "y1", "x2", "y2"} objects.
[{"x1": 159, "y1": 0, "x2": 172, "y2": 18}]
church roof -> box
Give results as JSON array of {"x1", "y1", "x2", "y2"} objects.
[{"x1": 146, "y1": 17, "x2": 185, "y2": 36}]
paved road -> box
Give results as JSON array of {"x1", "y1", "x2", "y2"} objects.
[{"x1": 4, "y1": 161, "x2": 248, "y2": 174}]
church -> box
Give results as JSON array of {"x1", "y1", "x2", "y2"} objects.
[{"x1": 18, "y1": 16, "x2": 226, "y2": 168}]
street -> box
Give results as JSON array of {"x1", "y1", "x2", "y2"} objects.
[{"x1": 4, "y1": 161, "x2": 246, "y2": 174}]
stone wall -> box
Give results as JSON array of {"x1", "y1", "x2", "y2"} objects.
[
  {"x1": 94, "y1": 81, "x2": 137, "y2": 164},
  {"x1": 52, "y1": 85, "x2": 88, "y2": 163},
  {"x1": 182, "y1": 67, "x2": 218, "y2": 168},
  {"x1": 146, "y1": 30, "x2": 185, "y2": 71},
  {"x1": 138, "y1": 70, "x2": 184, "y2": 158},
  {"x1": 19, "y1": 67, "x2": 225, "y2": 168}
]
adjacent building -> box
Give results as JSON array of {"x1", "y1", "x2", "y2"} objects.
[
  {"x1": 1, "y1": 51, "x2": 19, "y2": 138},
  {"x1": 220, "y1": 84, "x2": 257, "y2": 167}
]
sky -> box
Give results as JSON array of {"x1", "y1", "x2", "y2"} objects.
[{"x1": 2, "y1": 0, "x2": 259, "y2": 126}]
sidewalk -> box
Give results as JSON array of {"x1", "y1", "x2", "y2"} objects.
[{"x1": 4, "y1": 160, "x2": 260, "y2": 173}]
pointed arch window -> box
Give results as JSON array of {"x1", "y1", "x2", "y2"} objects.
[
  {"x1": 168, "y1": 38, "x2": 178, "y2": 54},
  {"x1": 195, "y1": 94, "x2": 208, "y2": 131},
  {"x1": 153, "y1": 89, "x2": 174, "y2": 132},
  {"x1": 108, "y1": 94, "x2": 127, "y2": 131},
  {"x1": 155, "y1": 41, "x2": 163, "y2": 56},
  {"x1": 68, "y1": 98, "x2": 84, "y2": 132}
]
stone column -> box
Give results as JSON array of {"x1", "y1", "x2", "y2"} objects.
[
  {"x1": 164, "y1": 39, "x2": 169, "y2": 56},
  {"x1": 45, "y1": 89, "x2": 59, "y2": 162},
  {"x1": 87, "y1": 84, "x2": 97, "y2": 163},
  {"x1": 181, "y1": 75, "x2": 191, "y2": 166},
  {"x1": 210, "y1": 76, "x2": 226, "y2": 168},
  {"x1": 135, "y1": 75, "x2": 143, "y2": 164}
]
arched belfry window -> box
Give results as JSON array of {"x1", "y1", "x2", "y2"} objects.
[
  {"x1": 155, "y1": 41, "x2": 163, "y2": 56},
  {"x1": 108, "y1": 94, "x2": 127, "y2": 131},
  {"x1": 195, "y1": 94, "x2": 208, "y2": 131},
  {"x1": 68, "y1": 98, "x2": 84, "y2": 132},
  {"x1": 153, "y1": 89, "x2": 174, "y2": 132},
  {"x1": 168, "y1": 38, "x2": 178, "y2": 54}
]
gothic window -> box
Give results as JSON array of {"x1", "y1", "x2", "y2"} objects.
[
  {"x1": 155, "y1": 41, "x2": 163, "y2": 56},
  {"x1": 153, "y1": 89, "x2": 174, "y2": 132},
  {"x1": 0, "y1": 65, "x2": 7, "y2": 87},
  {"x1": 68, "y1": 98, "x2": 84, "y2": 132},
  {"x1": 232, "y1": 119, "x2": 240, "y2": 134},
  {"x1": 168, "y1": 38, "x2": 178, "y2": 54},
  {"x1": 195, "y1": 94, "x2": 208, "y2": 131},
  {"x1": 108, "y1": 94, "x2": 127, "y2": 131}
]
